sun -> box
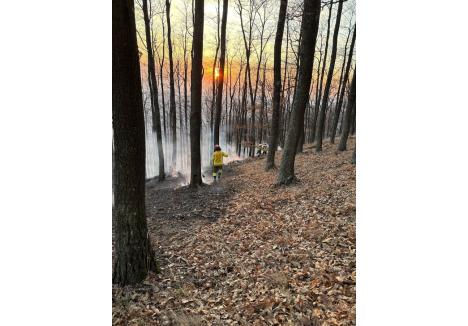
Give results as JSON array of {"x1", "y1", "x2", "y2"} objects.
[{"x1": 214, "y1": 69, "x2": 220, "y2": 79}]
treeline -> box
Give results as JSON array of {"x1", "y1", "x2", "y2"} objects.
[
  {"x1": 135, "y1": 0, "x2": 355, "y2": 179},
  {"x1": 113, "y1": 0, "x2": 356, "y2": 285}
]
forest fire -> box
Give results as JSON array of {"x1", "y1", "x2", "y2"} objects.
[{"x1": 113, "y1": 0, "x2": 356, "y2": 324}]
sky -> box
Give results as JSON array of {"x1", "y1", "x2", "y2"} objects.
[{"x1": 135, "y1": 0, "x2": 356, "y2": 97}]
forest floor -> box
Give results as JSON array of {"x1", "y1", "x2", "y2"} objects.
[{"x1": 113, "y1": 138, "x2": 356, "y2": 326}]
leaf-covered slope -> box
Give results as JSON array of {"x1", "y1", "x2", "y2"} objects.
[{"x1": 113, "y1": 138, "x2": 356, "y2": 326}]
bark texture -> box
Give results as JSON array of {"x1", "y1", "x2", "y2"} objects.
[
  {"x1": 166, "y1": 0, "x2": 177, "y2": 169},
  {"x1": 313, "y1": 5, "x2": 333, "y2": 143},
  {"x1": 142, "y1": 0, "x2": 165, "y2": 180},
  {"x1": 265, "y1": 0, "x2": 287, "y2": 170},
  {"x1": 214, "y1": 0, "x2": 229, "y2": 146},
  {"x1": 277, "y1": 0, "x2": 321, "y2": 184},
  {"x1": 190, "y1": 0, "x2": 204, "y2": 187},
  {"x1": 315, "y1": 0, "x2": 343, "y2": 152},
  {"x1": 331, "y1": 24, "x2": 355, "y2": 143},
  {"x1": 113, "y1": 0, "x2": 156, "y2": 285},
  {"x1": 338, "y1": 69, "x2": 356, "y2": 151}
]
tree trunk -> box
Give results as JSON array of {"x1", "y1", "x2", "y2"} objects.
[
  {"x1": 310, "y1": 35, "x2": 323, "y2": 144},
  {"x1": 183, "y1": 8, "x2": 189, "y2": 150},
  {"x1": 277, "y1": 0, "x2": 321, "y2": 184},
  {"x1": 166, "y1": 0, "x2": 177, "y2": 170},
  {"x1": 225, "y1": 63, "x2": 229, "y2": 140},
  {"x1": 248, "y1": 23, "x2": 268, "y2": 156},
  {"x1": 283, "y1": 70, "x2": 292, "y2": 144},
  {"x1": 259, "y1": 61, "x2": 266, "y2": 144},
  {"x1": 338, "y1": 100, "x2": 346, "y2": 134},
  {"x1": 296, "y1": 124, "x2": 304, "y2": 153},
  {"x1": 325, "y1": 95, "x2": 336, "y2": 137},
  {"x1": 190, "y1": 0, "x2": 204, "y2": 187},
  {"x1": 331, "y1": 24, "x2": 355, "y2": 143},
  {"x1": 278, "y1": 18, "x2": 289, "y2": 149},
  {"x1": 142, "y1": 0, "x2": 165, "y2": 181},
  {"x1": 158, "y1": 17, "x2": 167, "y2": 141},
  {"x1": 316, "y1": 0, "x2": 341, "y2": 152},
  {"x1": 214, "y1": 0, "x2": 228, "y2": 146},
  {"x1": 231, "y1": 60, "x2": 242, "y2": 145},
  {"x1": 210, "y1": 0, "x2": 221, "y2": 134},
  {"x1": 350, "y1": 100, "x2": 356, "y2": 135},
  {"x1": 237, "y1": 0, "x2": 256, "y2": 157},
  {"x1": 176, "y1": 61, "x2": 184, "y2": 170},
  {"x1": 305, "y1": 101, "x2": 311, "y2": 143},
  {"x1": 329, "y1": 25, "x2": 351, "y2": 143},
  {"x1": 314, "y1": 7, "x2": 333, "y2": 143},
  {"x1": 112, "y1": 0, "x2": 156, "y2": 285},
  {"x1": 239, "y1": 67, "x2": 248, "y2": 155},
  {"x1": 338, "y1": 69, "x2": 356, "y2": 151}
]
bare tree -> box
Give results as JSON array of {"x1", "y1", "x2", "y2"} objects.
[
  {"x1": 189, "y1": 0, "x2": 204, "y2": 187},
  {"x1": 165, "y1": 0, "x2": 177, "y2": 170},
  {"x1": 224, "y1": 53, "x2": 230, "y2": 137},
  {"x1": 236, "y1": 0, "x2": 258, "y2": 156},
  {"x1": 182, "y1": 1, "x2": 190, "y2": 136},
  {"x1": 315, "y1": 0, "x2": 344, "y2": 152},
  {"x1": 338, "y1": 68, "x2": 355, "y2": 151},
  {"x1": 213, "y1": 0, "x2": 229, "y2": 146},
  {"x1": 280, "y1": 17, "x2": 291, "y2": 146},
  {"x1": 265, "y1": 0, "x2": 287, "y2": 170},
  {"x1": 281, "y1": 67, "x2": 293, "y2": 146},
  {"x1": 229, "y1": 54, "x2": 242, "y2": 145},
  {"x1": 330, "y1": 22, "x2": 352, "y2": 143},
  {"x1": 176, "y1": 60, "x2": 184, "y2": 168},
  {"x1": 248, "y1": 1, "x2": 273, "y2": 156},
  {"x1": 156, "y1": 12, "x2": 167, "y2": 140},
  {"x1": 277, "y1": 0, "x2": 321, "y2": 185},
  {"x1": 113, "y1": 0, "x2": 156, "y2": 285},
  {"x1": 258, "y1": 59, "x2": 267, "y2": 144},
  {"x1": 331, "y1": 24, "x2": 355, "y2": 143},
  {"x1": 313, "y1": 4, "x2": 333, "y2": 143},
  {"x1": 142, "y1": 0, "x2": 165, "y2": 180},
  {"x1": 238, "y1": 59, "x2": 249, "y2": 155},
  {"x1": 309, "y1": 33, "x2": 323, "y2": 143},
  {"x1": 210, "y1": 0, "x2": 221, "y2": 133}
]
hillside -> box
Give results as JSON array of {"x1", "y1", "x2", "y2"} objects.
[{"x1": 113, "y1": 138, "x2": 356, "y2": 326}]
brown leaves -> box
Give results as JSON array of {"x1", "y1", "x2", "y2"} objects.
[{"x1": 113, "y1": 139, "x2": 356, "y2": 325}]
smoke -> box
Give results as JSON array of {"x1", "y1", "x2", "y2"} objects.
[{"x1": 144, "y1": 107, "x2": 247, "y2": 185}]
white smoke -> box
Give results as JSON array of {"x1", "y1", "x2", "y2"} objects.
[{"x1": 144, "y1": 99, "x2": 247, "y2": 185}]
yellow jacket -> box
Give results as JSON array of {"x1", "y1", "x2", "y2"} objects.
[{"x1": 212, "y1": 151, "x2": 228, "y2": 166}]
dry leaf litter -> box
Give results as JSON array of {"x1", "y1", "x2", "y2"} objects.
[{"x1": 113, "y1": 139, "x2": 356, "y2": 325}]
